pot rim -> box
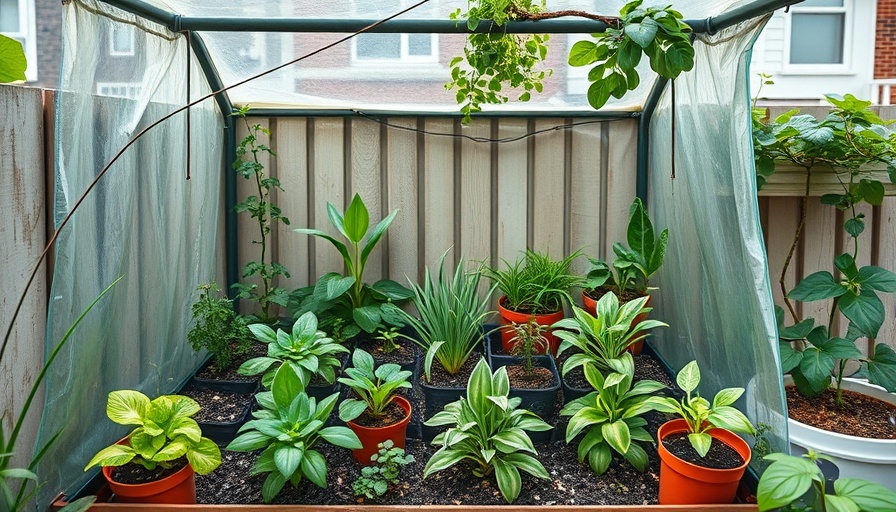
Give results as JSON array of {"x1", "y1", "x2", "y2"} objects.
[
  {"x1": 347, "y1": 395, "x2": 412, "y2": 432},
  {"x1": 101, "y1": 457, "x2": 193, "y2": 494},
  {"x1": 498, "y1": 295, "x2": 564, "y2": 319},
  {"x1": 657, "y1": 419, "x2": 751, "y2": 475}
]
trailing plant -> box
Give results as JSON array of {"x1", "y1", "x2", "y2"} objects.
[
  {"x1": 231, "y1": 106, "x2": 291, "y2": 324},
  {"x1": 291, "y1": 194, "x2": 413, "y2": 337},
  {"x1": 483, "y1": 249, "x2": 584, "y2": 315},
  {"x1": 508, "y1": 319, "x2": 549, "y2": 377},
  {"x1": 0, "y1": 34, "x2": 27, "y2": 83},
  {"x1": 226, "y1": 364, "x2": 362, "y2": 503},
  {"x1": 238, "y1": 311, "x2": 349, "y2": 388},
  {"x1": 187, "y1": 282, "x2": 252, "y2": 373},
  {"x1": 423, "y1": 359, "x2": 552, "y2": 504},
  {"x1": 85, "y1": 391, "x2": 222, "y2": 475},
  {"x1": 375, "y1": 326, "x2": 403, "y2": 354},
  {"x1": 553, "y1": 294, "x2": 667, "y2": 375},
  {"x1": 757, "y1": 451, "x2": 896, "y2": 512},
  {"x1": 446, "y1": 0, "x2": 551, "y2": 123},
  {"x1": 584, "y1": 197, "x2": 668, "y2": 296},
  {"x1": 392, "y1": 253, "x2": 495, "y2": 382},
  {"x1": 337, "y1": 349, "x2": 413, "y2": 423},
  {"x1": 352, "y1": 440, "x2": 415, "y2": 500},
  {"x1": 645, "y1": 360, "x2": 755, "y2": 457},
  {"x1": 560, "y1": 353, "x2": 665, "y2": 475}
]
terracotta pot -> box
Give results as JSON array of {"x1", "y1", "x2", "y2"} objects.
[
  {"x1": 497, "y1": 297, "x2": 564, "y2": 356},
  {"x1": 656, "y1": 419, "x2": 751, "y2": 505},
  {"x1": 347, "y1": 395, "x2": 412, "y2": 465},
  {"x1": 581, "y1": 288, "x2": 650, "y2": 355},
  {"x1": 102, "y1": 461, "x2": 196, "y2": 504}
]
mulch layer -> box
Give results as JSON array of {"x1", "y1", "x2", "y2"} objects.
[
  {"x1": 355, "y1": 337, "x2": 416, "y2": 367},
  {"x1": 786, "y1": 385, "x2": 896, "y2": 439},
  {"x1": 180, "y1": 387, "x2": 254, "y2": 424},
  {"x1": 506, "y1": 365, "x2": 557, "y2": 389},
  {"x1": 193, "y1": 343, "x2": 268, "y2": 382},
  {"x1": 113, "y1": 458, "x2": 188, "y2": 485}
]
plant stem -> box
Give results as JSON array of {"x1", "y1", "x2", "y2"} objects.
[
  {"x1": 245, "y1": 120, "x2": 272, "y2": 320},
  {"x1": 780, "y1": 167, "x2": 811, "y2": 325},
  {"x1": 835, "y1": 358, "x2": 846, "y2": 407}
]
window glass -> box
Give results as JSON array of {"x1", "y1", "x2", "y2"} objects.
[
  {"x1": 790, "y1": 13, "x2": 844, "y2": 64},
  {"x1": 0, "y1": 0, "x2": 20, "y2": 32},
  {"x1": 110, "y1": 25, "x2": 134, "y2": 54},
  {"x1": 356, "y1": 33, "x2": 401, "y2": 59},
  {"x1": 407, "y1": 33, "x2": 432, "y2": 56},
  {"x1": 800, "y1": 0, "x2": 843, "y2": 7}
]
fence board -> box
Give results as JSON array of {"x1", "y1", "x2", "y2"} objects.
[
  {"x1": 349, "y1": 118, "x2": 383, "y2": 283},
  {"x1": 532, "y1": 118, "x2": 566, "y2": 256},
  {"x1": 422, "y1": 119, "x2": 456, "y2": 269},
  {"x1": 386, "y1": 118, "x2": 419, "y2": 285}
]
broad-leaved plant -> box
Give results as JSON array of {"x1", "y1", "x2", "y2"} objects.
[{"x1": 338, "y1": 349, "x2": 412, "y2": 423}]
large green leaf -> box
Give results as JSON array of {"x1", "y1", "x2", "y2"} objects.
[
  {"x1": 370, "y1": 279, "x2": 414, "y2": 300},
  {"x1": 676, "y1": 360, "x2": 700, "y2": 393},
  {"x1": 817, "y1": 338, "x2": 863, "y2": 360},
  {"x1": 856, "y1": 266, "x2": 896, "y2": 292},
  {"x1": 601, "y1": 420, "x2": 631, "y2": 455},
  {"x1": 261, "y1": 471, "x2": 287, "y2": 503},
  {"x1": 624, "y1": 18, "x2": 659, "y2": 48},
  {"x1": 688, "y1": 432, "x2": 712, "y2": 458},
  {"x1": 756, "y1": 455, "x2": 819, "y2": 511},
  {"x1": 302, "y1": 449, "x2": 328, "y2": 488},
  {"x1": 712, "y1": 388, "x2": 744, "y2": 408},
  {"x1": 0, "y1": 35, "x2": 27, "y2": 83},
  {"x1": 186, "y1": 438, "x2": 221, "y2": 475},
  {"x1": 272, "y1": 364, "x2": 304, "y2": 412},
  {"x1": 343, "y1": 194, "x2": 370, "y2": 244},
  {"x1": 568, "y1": 40, "x2": 600, "y2": 66},
  {"x1": 226, "y1": 430, "x2": 270, "y2": 451},
  {"x1": 493, "y1": 457, "x2": 522, "y2": 504},
  {"x1": 798, "y1": 347, "x2": 835, "y2": 392},
  {"x1": 839, "y1": 289, "x2": 884, "y2": 338},
  {"x1": 83, "y1": 444, "x2": 134, "y2": 470},
  {"x1": 779, "y1": 342, "x2": 802, "y2": 374},
  {"x1": 502, "y1": 452, "x2": 550, "y2": 479},
  {"x1": 353, "y1": 305, "x2": 382, "y2": 333},
  {"x1": 249, "y1": 323, "x2": 278, "y2": 344},
  {"x1": 318, "y1": 426, "x2": 362, "y2": 449},
  {"x1": 865, "y1": 343, "x2": 896, "y2": 392},
  {"x1": 835, "y1": 477, "x2": 896, "y2": 511},
  {"x1": 423, "y1": 448, "x2": 467, "y2": 477},
  {"x1": 274, "y1": 445, "x2": 303, "y2": 479},
  {"x1": 788, "y1": 272, "x2": 846, "y2": 302},
  {"x1": 106, "y1": 390, "x2": 150, "y2": 426},
  {"x1": 360, "y1": 209, "x2": 399, "y2": 267},
  {"x1": 622, "y1": 442, "x2": 649, "y2": 472},
  {"x1": 823, "y1": 494, "x2": 860, "y2": 512}
]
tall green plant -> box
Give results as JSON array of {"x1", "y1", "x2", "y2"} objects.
[
  {"x1": 231, "y1": 107, "x2": 291, "y2": 324},
  {"x1": 187, "y1": 282, "x2": 252, "y2": 373},
  {"x1": 484, "y1": 249, "x2": 584, "y2": 314}
]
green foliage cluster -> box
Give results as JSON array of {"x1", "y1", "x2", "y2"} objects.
[
  {"x1": 484, "y1": 249, "x2": 583, "y2": 315},
  {"x1": 337, "y1": 349, "x2": 412, "y2": 423},
  {"x1": 239, "y1": 312, "x2": 350, "y2": 388},
  {"x1": 231, "y1": 107, "x2": 291, "y2": 323},
  {"x1": 187, "y1": 282, "x2": 252, "y2": 373},
  {"x1": 423, "y1": 359, "x2": 552, "y2": 504},
  {"x1": 585, "y1": 197, "x2": 668, "y2": 295},
  {"x1": 560, "y1": 353, "x2": 665, "y2": 476},
  {"x1": 352, "y1": 441, "x2": 415, "y2": 500},
  {"x1": 85, "y1": 391, "x2": 222, "y2": 475},
  {"x1": 226, "y1": 365, "x2": 362, "y2": 503},
  {"x1": 291, "y1": 194, "x2": 413, "y2": 337},
  {"x1": 568, "y1": 0, "x2": 693, "y2": 110},
  {"x1": 645, "y1": 360, "x2": 755, "y2": 457},
  {"x1": 507, "y1": 319, "x2": 549, "y2": 376},
  {"x1": 447, "y1": 0, "x2": 551, "y2": 123},
  {"x1": 757, "y1": 451, "x2": 896, "y2": 512}
]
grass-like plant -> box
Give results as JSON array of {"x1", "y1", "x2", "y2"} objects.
[
  {"x1": 393, "y1": 254, "x2": 494, "y2": 382},
  {"x1": 423, "y1": 359, "x2": 552, "y2": 503},
  {"x1": 484, "y1": 249, "x2": 584, "y2": 315},
  {"x1": 337, "y1": 349, "x2": 412, "y2": 423}
]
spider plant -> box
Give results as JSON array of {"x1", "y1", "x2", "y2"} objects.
[{"x1": 484, "y1": 249, "x2": 584, "y2": 314}]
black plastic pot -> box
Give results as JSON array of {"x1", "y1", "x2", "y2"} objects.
[
  {"x1": 191, "y1": 358, "x2": 260, "y2": 394},
  {"x1": 561, "y1": 376, "x2": 592, "y2": 404},
  {"x1": 486, "y1": 330, "x2": 561, "y2": 421},
  {"x1": 182, "y1": 380, "x2": 257, "y2": 445}
]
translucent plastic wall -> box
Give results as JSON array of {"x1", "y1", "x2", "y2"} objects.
[
  {"x1": 647, "y1": 17, "x2": 788, "y2": 456},
  {"x1": 35, "y1": 0, "x2": 224, "y2": 504}
]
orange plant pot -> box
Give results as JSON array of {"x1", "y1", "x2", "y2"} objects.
[
  {"x1": 656, "y1": 419, "x2": 751, "y2": 505},
  {"x1": 347, "y1": 395, "x2": 412, "y2": 465},
  {"x1": 581, "y1": 289, "x2": 650, "y2": 356},
  {"x1": 497, "y1": 297, "x2": 564, "y2": 356},
  {"x1": 102, "y1": 461, "x2": 196, "y2": 504}
]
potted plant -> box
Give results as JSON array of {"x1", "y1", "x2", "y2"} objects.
[
  {"x1": 645, "y1": 360, "x2": 755, "y2": 505},
  {"x1": 483, "y1": 249, "x2": 583, "y2": 355},
  {"x1": 226, "y1": 364, "x2": 362, "y2": 503},
  {"x1": 338, "y1": 348, "x2": 413, "y2": 464},
  {"x1": 238, "y1": 311, "x2": 350, "y2": 400},
  {"x1": 423, "y1": 358, "x2": 553, "y2": 504},
  {"x1": 581, "y1": 197, "x2": 668, "y2": 355},
  {"x1": 84, "y1": 391, "x2": 222, "y2": 504},
  {"x1": 187, "y1": 282, "x2": 257, "y2": 394},
  {"x1": 291, "y1": 193, "x2": 414, "y2": 340},
  {"x1": 553, "y1": 294, "x2": 667, "y2": 402}
]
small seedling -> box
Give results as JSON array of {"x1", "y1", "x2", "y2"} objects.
[
  {"x1": 375, "y1": 326, "x2": 402, "y2": 354},
  {"x1": 508, "y1": 319, "x2": 549, "y2": 376},
  {"x1": 352, "y1": 441, "x2": 414, "y2": 500}
]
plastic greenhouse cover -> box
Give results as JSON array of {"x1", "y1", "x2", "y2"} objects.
[{"x1": 646, "y1": 16, "x2": 788, "y2": 459}]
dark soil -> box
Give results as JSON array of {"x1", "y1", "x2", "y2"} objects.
[
  {"x1": 786, "y1": 385, "x2": 896, "y2": 439},
  {"x1": 506, "y1": 366, "x2": 557, "y2": 389},
  {"x1": 584, "y1": 286, "x2": 643, "y2": 304},
  {"x1": 112, "y1": 458, "x2": 188, "y2": 485},
  {"x1": 179, "y1": 387, "x2": 253, "y2": 424},
  {"x1": 500, "y1": 295, "x2": 561, "y2": 317},
  {"x1": 193, "y1": 343, "x2": 267, "y2": 382},
  {"x1": 351, "y1": 400, "x2": 408, "y2": 428},
  {"x1": 661, "y1": 433, "x2": 744, "y2": 469},
  {"x1": 355, "y1": 337, "x2": 416, "y2": 367},
  {"x1": 422, "y1": 353, "x2": 482, "y2": 388}
]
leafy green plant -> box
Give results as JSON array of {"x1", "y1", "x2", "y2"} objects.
[
  {"x1": 757, "y1": 451, "x2": 896, "y2": 512},
  {"x1": 446, "y1": 0, "x2": 551, "y2": 123},
  {"x1": 226, "y1": 364, "x2": 362, "y2": 503},
  {"x1": 423, "y1": 359, "x2": 552, "y2": 504},
  {"x1": 292, "y1": 194, "x2": 413, "y2": 337},
  {"x1": 560, "y1": 353, "x2": 665, "y2": 475},
  {"x1": 584, "y1": 197, "x2": 668, "y2": 295},
  {"x1": 391, "y1": 254, "x2": 495, "y2": 382},
  {"x1": 352, "y1": 440, "x2": 415, "y2": 500},
  {"x1": 375, "y1": 326, "x2": 402, "y2": 354},
  {"x1": 553, "y1": 293, "x2": 667, "y2": 375},
  {"x1": 0, "y1": 34, "x2": 27, "y2": 83},
  {"x1": 645, "y1": 360, "x2": 755, "y2": 457},
  {"x1": 231, "y1": 107, "x2": 291, "y2": 324},
  {"x1": 337, "y1": 349, "x2": 412, "y2": 423},
  {"x1": 187, "y1": 282, "x2": 252, "y2": 373},
  {"x1": 508, "y1": 319, "x2": 549, "y2": 377},
  {"x1": 238, "y1": 311, "x2": 349, "y2": 388},
  {"x1": 484, "y1": 249, "x2": 583, "y2": 315},
  {"x1": 85, "y1": 391, "x2": 222, "y2": 475}
]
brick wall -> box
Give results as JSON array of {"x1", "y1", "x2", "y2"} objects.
[
  {"x1": 34, "y1": 0, "x2": 63, "y2": 88},
  {"x1": 877, "y1": 0, "x2": 896, "y2": 102}
]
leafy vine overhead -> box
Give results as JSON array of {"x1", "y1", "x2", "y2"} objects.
[{"x1": 448, "y1": 0, "x2": 694, "y2": 121}]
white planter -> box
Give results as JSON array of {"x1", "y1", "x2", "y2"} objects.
[{"x1": 784, "y1": 376, "x2": 896, "y2": 490}]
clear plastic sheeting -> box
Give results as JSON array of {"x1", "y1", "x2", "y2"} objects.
[
  {"x1": 646, "y1": 16, "x2": 788, "y2": 457},
  {"x1": 35, "y1": 0, "x2": 224, "y2": 505}
]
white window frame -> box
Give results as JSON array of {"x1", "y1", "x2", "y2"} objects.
[
  {"x1": 109, "y1": 24, "x2": 135, "y2": 56},
  {"x1": 0, "y1": 0, "x2": 37, "y2": 82},
  {"x1": 782, "y1": 0, "x2": 853, "y2": 74},
  {"x1": 96, "y1": 82, "x2": 142, "y2": 99},
  {"x1": 351, "y1": 33, "x2": 439, "y2": 64}
]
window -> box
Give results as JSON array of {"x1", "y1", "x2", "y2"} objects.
[
  {"x1": 786, "y1": 0, "x2": 850, "y2": 70},
  {"x1": 353, "y1": 33, "x2": 438, "y2": 63},
  {"x1": 0, "y1": 0, "x2": 36, "y2": 81},
  {"x1": 109, "y1": 24, "x2": 135, "y2": 56},
  {"x1": 96, "y1": 82, "x2": 142, "y2": 99}
]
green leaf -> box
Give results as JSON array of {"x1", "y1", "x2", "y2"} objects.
[
  {"x1": 493, "y1": 457, "x2": 522, "y2": 504},
  {"x1": 371, "y1": 279, "x2": 414, "y2": 300},
  {"x1": 502, "y1": 452, "x2": 550, "y2": 480},
  {"x1": 844, "y1": 218, "x2": 865, "y2": 238},
  {"x1": 423, "y1": 448, "x2": 466, "y2": 477},
  {"x1": 835, "y1": 477, "x2": 896, "y2": 511},
  {"x1": 302, "y1": 449, "x2": 328, "y2": 488},
  {"x1": 226, "y1": 430, "x2": 271, "y2": 452},
  {"x1": 325, "y1": 275, "x2": 355, "y2": 300},
  {"x1": 824, "y1": 494, "x2": 860, "y2": 512},
  {"x1": 338, "y1": 399, "x2": 368, "y2": 422},
  {"x1": 568, "y1": 40, "x2": 599, "y2": 66},
  {"x1": 84, "y1": 444, "x2": 134, "y2": 470},
  {"x1": 186, "y1": 438, "x2": 222, "y2": 475},
  {"x1": 712, "y1": 388, "x2": 744, "y2": 408},
  {"x1": 856, "y1": 266, "x2": 896, "y2": 292},
  {"x1": 0, "y1": 35, "x2": 27, "y2": 83},
  {"x1": 865, "y1": 343, "x2": 896, "y2": 392},
  {"x1": 361, "y1": 209, "x2": 399, "y2": 268},
  {"x1": 586, "y1": 79, "x2": 613, "y2": 110},
  {"x1": 261, "y1": 471, "x2": 287, "y2": 503},
  {"x1": 756, "y1": 454, "x2": 819, "y2": 511},
  {"x1": 779, "y1": 341, "x2": 802, "y2": 373},
  {"x1": 274, "y1": 445, "x2": 303, "y2": 479},
  {"x1": 624, "y1": 18, "x2": 659, "y2": 48},
  {"x1": 343, "y1": 194, "x2": 370, "y2": 243},
  {"x1": 839, "y1": 289, "x2": 884, "y2": 338},
  {"x1": 622, "y1": 442, "x2": 649, "y2": 472},
  {"x1": 57, "y1": 496, "x2": 96, "y2": 512},
  {"x1": 318, "y1": 426, "x2": 362, "y2": 449},
  {"x1": 601, "y1": 420, "x2": 631, "y2": 456},
  {"x1": 706, "y1": 406, "x2": 755, "y2": 435},
  {"x1": 238, "y1": 356, "x2": 279, "y2": 377},
  {"x1": 779, "y1": 318, "x2": 816, "y2": 340},
  {"x1": 799, "y1": 347, "x2": 835, "y2": 392},
  {"x1": 676, "y1": 360, "x2": 700, "y2": 393},
  {"x1": 688, "y1": 432, "x2": 712, "y2": 458},
  {"x1": 788, "y1": 272, "x2": 846, "y2": 302},
  {"x1": 353, "y1": 305, "x2": 382, "y2": 333},
  {"x1": 818, "y1": 337, "x2": 863, "y2": 360},
  {"x1": 857, "y1": 179, "x2": 885, "y2": 206},
  {"x1": 106, "y1": 390, "x2": 150, "y2": 426}
]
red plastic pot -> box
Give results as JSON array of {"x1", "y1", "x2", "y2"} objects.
[
  {"x1": 347, "y1": 395, "x2": 412, "y2": 465},
  {"x1": 102, "y1": 461, "x2": 196, "y2": 504},
  {"x1": 656, "y1": 419, "x2": 751, "y2": 505},
  {"x1": 581, "y1": 288, "x2": 650, "y2": 355},
  {"x1": 497, "y1": 297, "x2": 564, "y2": 356}
]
